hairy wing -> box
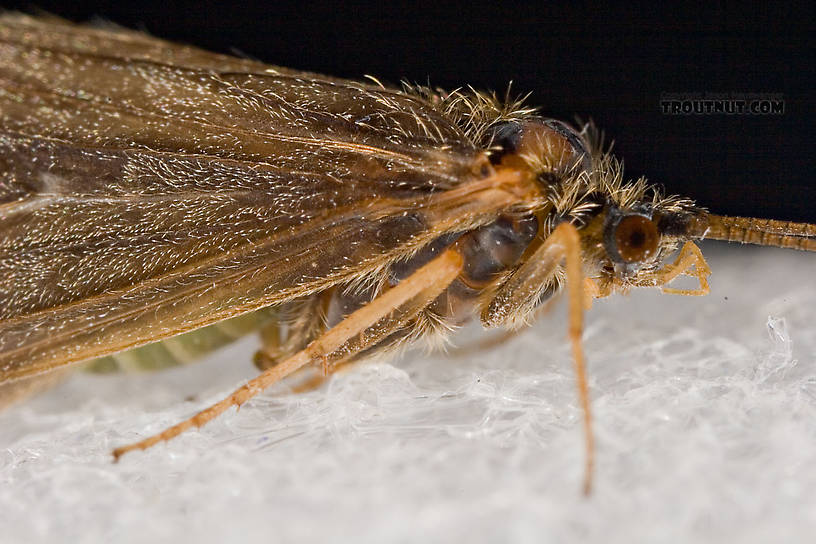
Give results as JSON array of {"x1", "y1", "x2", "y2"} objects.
[{"x1": 0, "y1": 15, "x2": 514, "y2": 380}]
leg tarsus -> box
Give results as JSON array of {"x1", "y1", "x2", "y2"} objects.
[{"x1": 112, "y1": 248, "x2": 464, "y2": 461}]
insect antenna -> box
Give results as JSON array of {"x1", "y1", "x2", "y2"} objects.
[{"x1": 703, "y1": 215, "x2": 816, "y2": 251}]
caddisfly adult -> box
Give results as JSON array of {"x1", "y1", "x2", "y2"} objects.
[{"x1": 1, "y1": 14, "x2": 813, "y2": 494}]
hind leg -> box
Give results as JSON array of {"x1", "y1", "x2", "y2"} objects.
[{"x1": 113, "y1": 247, "x2": 466, "y2": 460}]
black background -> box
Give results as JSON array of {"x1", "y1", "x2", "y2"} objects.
[{"x1": 4, "y1": 1, "x2": 814, "y2": 222}]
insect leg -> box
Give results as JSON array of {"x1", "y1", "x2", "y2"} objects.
[
  {"x1": 255, "y1": 323, "x2": 328, "y2": 394},
  {"x1": 656, "y1": 241, "x2": 711, "y2": 296},
  {"x1": 481, "y1": 222, "x2": 593, "y2": 495},
  {"x1": 112, "y1": 248, "x2": 465, "y2": 460},
  {"x1": 254, "y1": 294, "x2": 330, "y2": 371},
  {"x1": 255, "y1": 289, "x2": 386, "y2": 393},
  {"x1": 582, "y1": 277, "x2": 604, "y2": 309}
]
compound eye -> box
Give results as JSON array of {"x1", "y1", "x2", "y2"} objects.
[
  {"x1": 613, "y1": 215, "x2": 659, "y2": 263},
  {"x1": 488, "y1": 119, "x2": 591, "y2": 176}
]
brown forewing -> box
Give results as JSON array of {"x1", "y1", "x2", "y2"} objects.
[{"x1": 0, "y1": 15, "x2": 519, "y2": 381}]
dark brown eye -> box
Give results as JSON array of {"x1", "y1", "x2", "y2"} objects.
[{"x1": 613, "y1": 215, "x2": 659, "y2": 262}]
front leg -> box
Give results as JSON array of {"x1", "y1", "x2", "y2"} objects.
[
  {"x1": 480, "y1": 222, "x2": 594, "y2": 495},
  {"x1": 655, "y1": 241, "x2": 711, "y2": 296}
]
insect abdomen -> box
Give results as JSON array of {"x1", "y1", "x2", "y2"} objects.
[{"x1": 85, "y1": 307, "x2": 278, "y2": 373}]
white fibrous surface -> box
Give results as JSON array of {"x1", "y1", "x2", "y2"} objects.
[{"x1": 1, "y1": 243, "x2": 814, "y2": 543}]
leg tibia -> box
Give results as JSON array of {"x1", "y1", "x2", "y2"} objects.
[{"x1": 113, "y1": 248, "x2": 465, "y2": 460}]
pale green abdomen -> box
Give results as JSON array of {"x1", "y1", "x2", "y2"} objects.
[{"x1": 86, "y1": 307, "x2": 278, "y2": 373}]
